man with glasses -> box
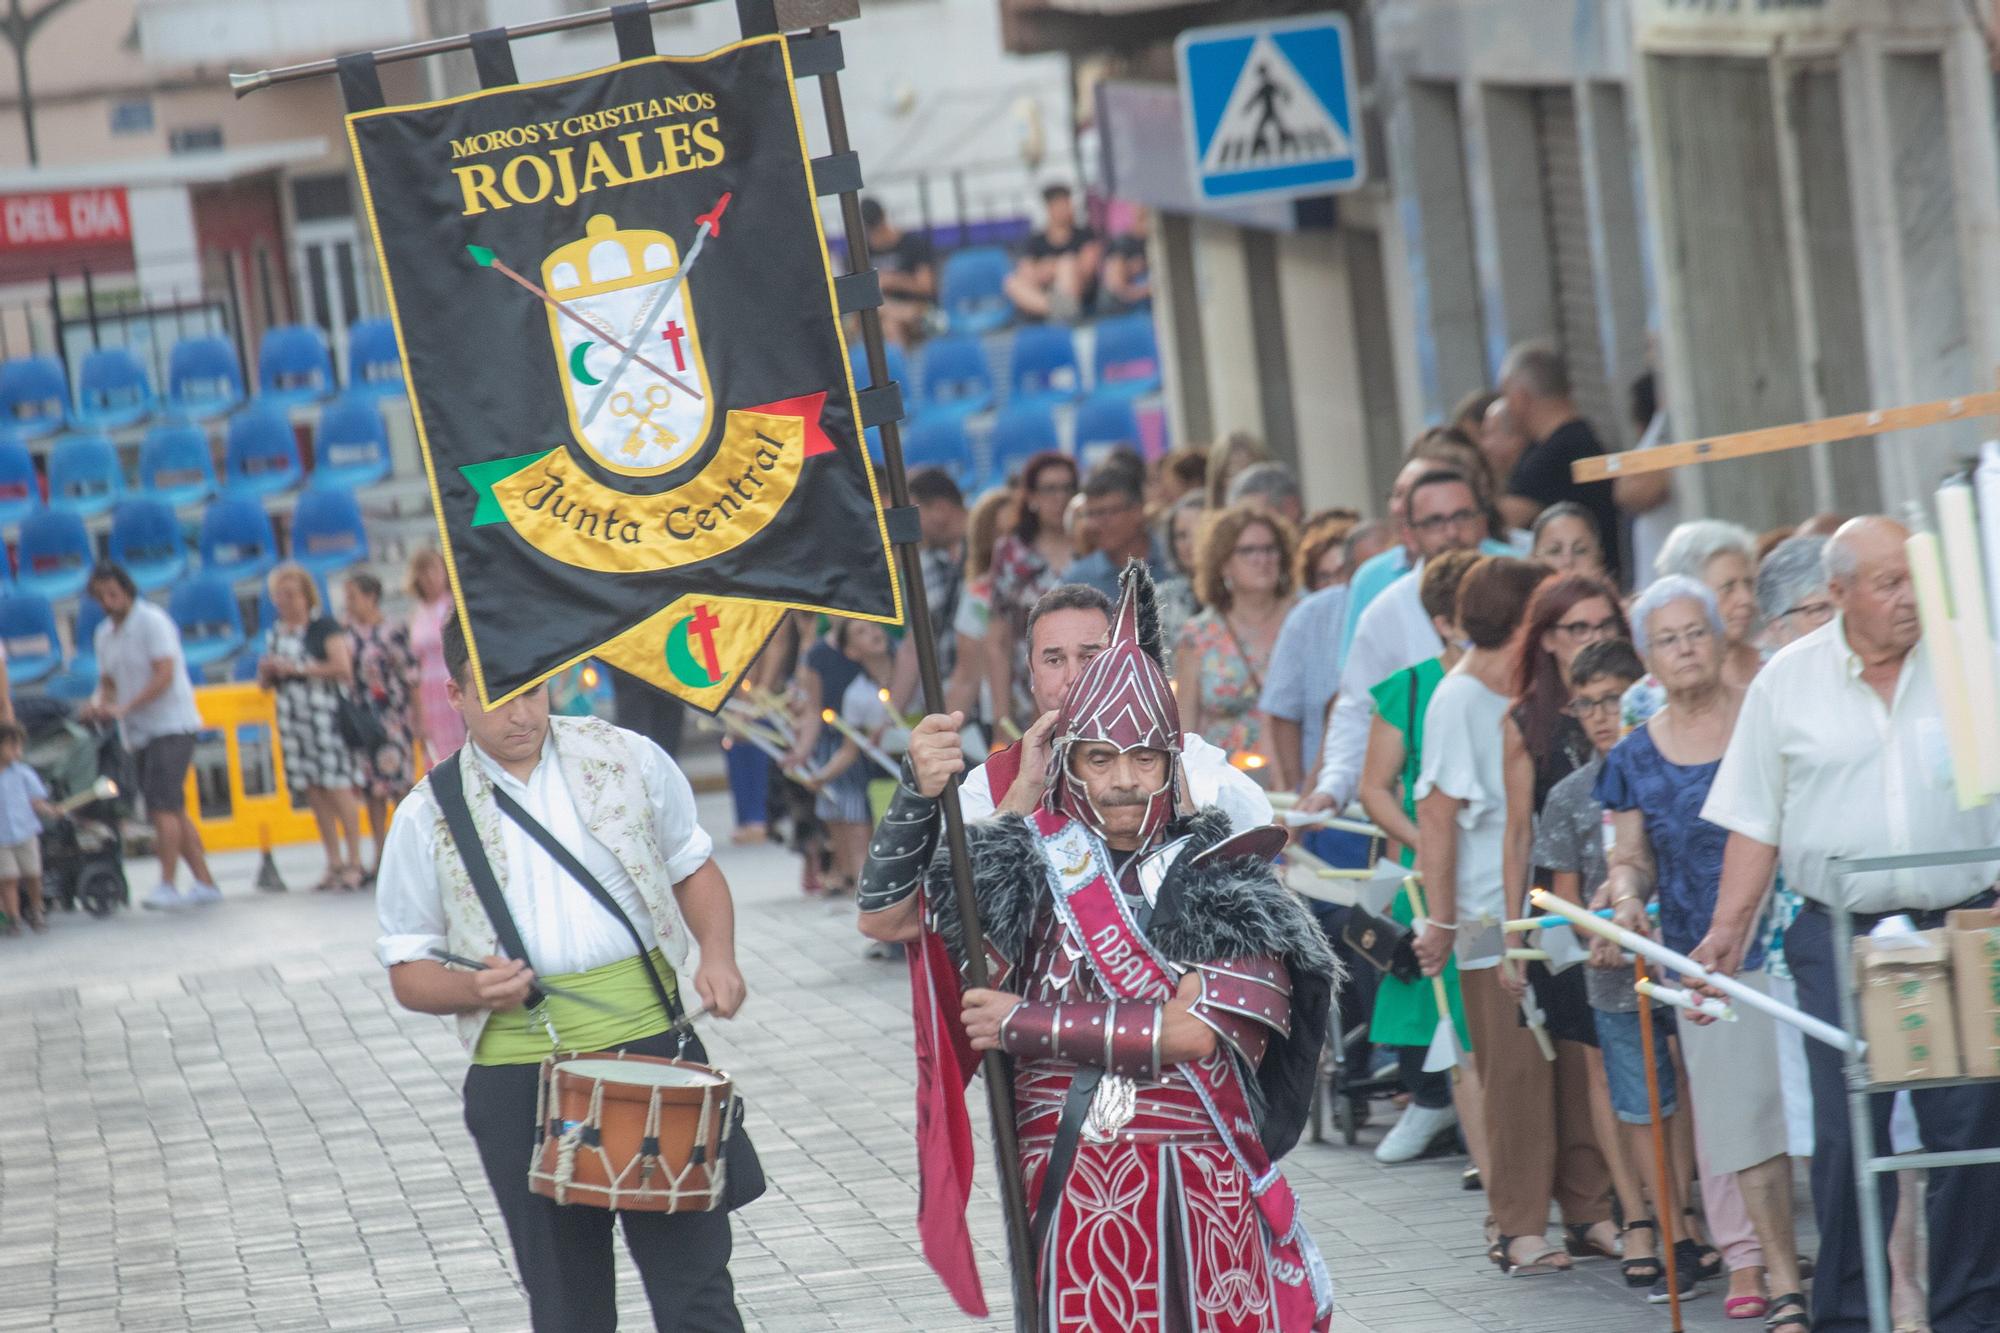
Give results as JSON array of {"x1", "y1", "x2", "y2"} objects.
[
  {"x1": 1065, "y1": 464, "x2": 1170, "y2": 601},
  {"x1": 1302, "y1": 469, "x2": 1491, "y2": 815}
]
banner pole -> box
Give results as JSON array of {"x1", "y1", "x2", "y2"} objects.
[{"x1": 807, "y1": 30, "x2": 1042, "y2": 1333}]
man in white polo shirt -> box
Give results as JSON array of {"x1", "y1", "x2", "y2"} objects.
[
  {"x1": 79, "y1": 562, "x2": 218, "y2": 910},
  {"x1": 1694, "y1": 517, "x2": 2000, "y2": 1333}
]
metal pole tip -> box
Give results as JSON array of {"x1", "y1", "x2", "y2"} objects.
[{"x1": 228, "y1": 71, "x2": 269, "y2": 98}]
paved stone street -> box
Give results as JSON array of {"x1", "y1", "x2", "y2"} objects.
[{"x1": 0, "y1": 788, "x2": 1794, "y2": 1331}]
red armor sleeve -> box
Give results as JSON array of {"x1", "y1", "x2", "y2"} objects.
[
  {"x1": 1187, "y1": 956, "x2": 1292, "y2": 1068},
  {"x1": 998, "y1": 1000, "x2": 1161, "y2": 1081}
]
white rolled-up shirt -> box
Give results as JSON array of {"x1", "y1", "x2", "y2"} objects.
[{"x1": 375, "y1": 731, "x2": 714, "y2": 975}]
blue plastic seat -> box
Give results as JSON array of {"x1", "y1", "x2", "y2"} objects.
[
  {"x1": 170, "y1": 575, "x2": 245, "y2": 670},
  {"x1": 15, "y1": 509, "x2": 92, "y2": 600},
  {"x1": 71, "y1": 347, "x2": 154, "y2": 430},
  {"x1": 0, "y1": 593, "x2": 62, "y2": 684},
  {"x1": 223, "y1": 404, "x2": 302, "y2": 498},
  {"x1": 988, "y1": 403, "x2": 1061, "y2": 486},
  {"x1": 918, "y1": 335, "x2": 994, "y2": 415},
  {"x1": 1091, "y1": 312, "x2": 1161, "y2": 395},
  {"x1": 0, "y1": 356, "x2": 69, "y2": 440},
  {"x1": 0, "y1": 438, "x2": 39, "y2": 528},
  {"x1": 310, "y1": 394, "x2": 391, "y2": 490},
  {"x1": 345, "y1": 318, "x2": 403, "y2": 394},
  {"x1": 137, "y1": 422, "x2": 218, "y2": 508},
  {"x1": 199, "y1": 495, "x2": 279, "y2": 584},
  {"x1": 46, "y1": 434, "x2": 123, "y2": 518},
  {"x1": 938, "y1": 247, "x2": 1014, "y2": 334},
  {"x1": 289, "y1": 484, "x2": 368, "y2": 576},
  {"x1": 46, "y1": 596, "x2": 105, "y2": 700},
  {"x1": 230, "y1": 651, "x2": 263, "y2": 683},
  {"x1": 256, "y1": 324, "x2": 335, "y2": 405},
  {"x1": 1073, "y1": 391, "x2": 1143, "y2": 456},
  {"x1": 166, "y1": 335, "x2": 244, "y2": 420},
  {"x1": 901, "y1": 412, "x2": 977, "y2": 490},
  {"x1": 108, "y1": 498, "x2": 188, "y2": 591},
  {"x1": 1008, "y1": 324, "x2": 1083, "y2": 408}
]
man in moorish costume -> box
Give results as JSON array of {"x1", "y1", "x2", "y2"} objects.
[{"x1": 858, "y1": 564, "x2": 1338, "y2": 1332}]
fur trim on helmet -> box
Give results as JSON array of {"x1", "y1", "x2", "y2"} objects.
[{"x1": 1119, "y1": 558, "x2": 1165, "y2": 670}]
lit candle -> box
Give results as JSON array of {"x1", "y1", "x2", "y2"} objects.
[
  {"x1": 1908, "y1": 529, "x2": 1984, "y2": 808},
  {"x1": 818, "y1": 706, "x2": 900, "y2": 777},
  {"x1": 1939, "y1": 480, "x2": 2000, "y2": 795}
]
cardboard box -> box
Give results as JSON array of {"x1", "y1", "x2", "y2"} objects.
[
  {"x1": 1948, "y1": 909, "x2": 2000, "y2": 1077},
  {"x1": 1854, "y1": 930, "x2": 1962, "y2": 1083}
]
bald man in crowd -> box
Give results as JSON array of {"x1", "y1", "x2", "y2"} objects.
[{"x1": 1694, "y1": 517, "x2": 2000, "y2": 1333}]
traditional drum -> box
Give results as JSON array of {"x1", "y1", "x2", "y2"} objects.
[{"x1": 529, "y1": 1052, "x2": 736, "y2": 1212}]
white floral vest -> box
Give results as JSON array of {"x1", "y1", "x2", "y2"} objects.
[{"x1": 418, "y1": 714, "x2": 694, "y2": 1051}]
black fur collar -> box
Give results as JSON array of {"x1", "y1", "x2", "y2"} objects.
[{"x1": 929, "y1": 807, "x2": 1339, "y2": 984}]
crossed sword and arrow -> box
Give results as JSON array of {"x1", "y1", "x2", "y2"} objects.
[{"x1": 467, "y1": 192, "x2": 732, "y2": 420}]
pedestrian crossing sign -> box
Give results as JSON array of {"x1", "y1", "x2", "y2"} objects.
[{"x1": 1176, "y1": 13, "x2": 1364, "y2": 204}]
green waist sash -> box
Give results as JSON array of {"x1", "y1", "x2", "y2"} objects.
[{"x1": 473, "y1": 948, "x2": 678, "y2": 1066}]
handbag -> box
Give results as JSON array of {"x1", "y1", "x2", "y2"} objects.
[
  {"x1": 430, "y1": 753, "x2": 767, "y2": 1212},
  {"x1": 1341, "y1": 902, "x2": 1421, "y2": 982},
  {"x1": 303, "y1": 617, "x2": 389, "y2": 754}
]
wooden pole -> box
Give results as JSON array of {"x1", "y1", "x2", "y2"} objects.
[
  {"x1": 809, "y1": 35, "x2": 1041, "y2": 1333},
  {"x1": 1635, "y1": 959, "x2": 1683, "y2": 1332},
  {"x1": 1569, "y1": 389, "x2": 2000, "y2": 483}
]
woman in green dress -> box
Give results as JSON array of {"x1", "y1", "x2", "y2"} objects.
[{"x1": 1355, "y1": 550, "x2": 1483, "y2": 1172}]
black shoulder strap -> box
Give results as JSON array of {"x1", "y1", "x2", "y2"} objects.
[
  {"x1": 488, "y1": 783, "x2": 686, "y2": 1028},
  {"x1": 430, "y1": 753, "x2": 546, "y2": 1009}
]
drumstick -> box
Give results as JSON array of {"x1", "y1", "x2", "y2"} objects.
[{"x1": 428, "y1": 949, "x2": 620, "y2": 1012}]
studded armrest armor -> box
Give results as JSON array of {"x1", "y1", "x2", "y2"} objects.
[
  {"x1": 1186, "y1": 956, "x2": 1292, "y2": 1069},
  {"x1": 998, "y1": 1000, "x2": 1161, "y2": 1081},
  {"x1": 856, "y1": 756, "x2": 942, "y2": 915}
]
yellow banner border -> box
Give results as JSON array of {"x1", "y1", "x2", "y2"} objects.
[{"x1": 345, "y1": 33, "x2": 904, "y2": 711}]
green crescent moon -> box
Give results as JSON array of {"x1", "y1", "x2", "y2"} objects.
[
  {"x1": 569, "y1": 340, "x2": 602, "y2": 386},
  {"x1": 665, "y1": 615, "x2": 719, "y2": 688}
]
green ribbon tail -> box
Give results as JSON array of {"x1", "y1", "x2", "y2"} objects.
[{"x1": 460, "y1": 450, "x2": 551, "y2": 527}]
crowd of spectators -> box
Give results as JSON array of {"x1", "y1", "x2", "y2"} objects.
[{"x1": 701, "y1": 318, "x2": 1997, "y2": 1329}]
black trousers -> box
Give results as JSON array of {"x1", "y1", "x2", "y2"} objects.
[
  {"x1": 1310, "y1": 902, "x2": 1379, "y2": 1099},
  {"x1": 462, "y1": 1031, "x2": 743, "y2": 1333},
  {"x1": 1788, "y1": 904, "x2": 2000, "y2": 1332}
]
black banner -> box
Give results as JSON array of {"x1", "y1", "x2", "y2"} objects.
[{"x1": 347, "y1": 36, "x2": 899, "y2": 708}]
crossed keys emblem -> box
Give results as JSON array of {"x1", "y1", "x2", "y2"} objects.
[{"x1": 610, "y1": 384, "x2": 678, "y2": 457}]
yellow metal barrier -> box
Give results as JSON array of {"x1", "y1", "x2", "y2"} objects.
[{"x1": 186, "y1": 683, "x2": 324, "y2": 852}]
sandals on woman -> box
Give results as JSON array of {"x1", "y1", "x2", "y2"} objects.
[
  {"x1": 1619, "y1": 1219, "x2": 1661, "y2": 1288},
  {"x1": 1679, "y1": 1210, "x2": 1725, "y2": 1282},
  {"x1": 1564, "y1": 1220, "x2": 1621, "y2": 1262},
  {"x1": 1491, "y1": 1234, "x2": 1573, "y2": 1277},
  {"x1": 1764, "y1": 1291, "x2": 1808, "y2": 1330}
]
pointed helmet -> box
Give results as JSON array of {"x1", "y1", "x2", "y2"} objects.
[{"x1": 1044, "y1": 561, "x2": 1183, "y2": 844}]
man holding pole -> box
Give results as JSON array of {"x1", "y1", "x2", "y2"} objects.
[
  {"x1": 1691, "y1": 516, "x2": 2000, "y2": 1333},
  {"x1": 857, "y1": 566, "x2": 1337, "y2": 1331}
]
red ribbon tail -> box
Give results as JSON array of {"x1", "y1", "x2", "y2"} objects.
[{"x1": 743, "y1": 390, "x2": 835, "y2": 457}]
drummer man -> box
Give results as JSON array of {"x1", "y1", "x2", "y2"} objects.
[{"x1": 375, "y1": 616, "x2": 747, "y2": 1333}]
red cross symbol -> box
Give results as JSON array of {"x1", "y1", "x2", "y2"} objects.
[
  {"x1": 660, "y1": 319, "x2": 688, "y2": 372},
  {"x1": 688, "y1": 602, "x2": 722, "y2": 682}
]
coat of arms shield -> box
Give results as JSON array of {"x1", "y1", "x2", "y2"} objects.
[{"x1": 543, "y1": 212, "x2": 714, "y2": 474}]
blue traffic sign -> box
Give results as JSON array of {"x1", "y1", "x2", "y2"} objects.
[{"x1": 1175, "y1": 13, "x2": 1365, "y2": 204}]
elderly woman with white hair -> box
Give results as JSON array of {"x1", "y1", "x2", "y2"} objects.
[
  {"x1": 1595, "y1": 576, "x2": 1803, "y2": 1328},
  {"x1": 1621, "y1": 519, "x2": 1762, "y2": 729}
]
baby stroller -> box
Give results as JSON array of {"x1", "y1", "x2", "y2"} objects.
[{"x1": 18, "y1": 696, "x2": 129, "y2": 917}]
